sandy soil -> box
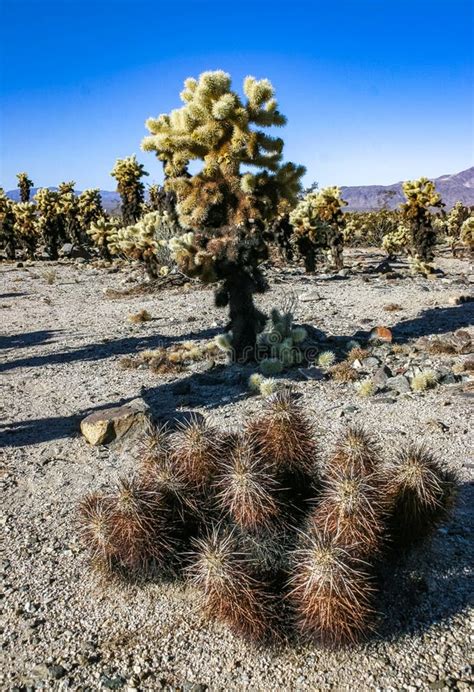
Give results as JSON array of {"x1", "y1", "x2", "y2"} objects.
[{"x1": 1, "y1": 250, "x2": 473, "y2": 691}]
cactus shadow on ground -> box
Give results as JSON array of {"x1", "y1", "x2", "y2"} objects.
[
  {"x1": 0, "y1": 328, "x2": 63, "y2": 350},
  {"x1": 0, "y1": 326, "x2": 221, "y2": 373},
  {"x1": 374, "y1": 481, "x2": 473, "y2": 643},
  {"x1": 390, "y1": 303, "x2": 474, "y2": 344}
]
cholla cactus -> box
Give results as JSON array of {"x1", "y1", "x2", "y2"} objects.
[
  {"x1": 144, "y1": 71, "x2": 305, "y2": 361},
  {"x1": 381, "y1": 222, "x2": 411, "y2": 257},
  {"x1": 0, "y1": 188, "x2": 16, "y2": 259},
  {"x1": 16, "y1": 172, "x2": 34, "y2": 202},
  {"x1": 87, "y1": 216, "x2": 122, "y2": 260},
  {"x1": 57, "y1": 181, "x2": 81, "y2": 243},
  {"x1": 35, "y1": 188, "x2": 61, "y2": 259},
  {"x1": 460, "y1": 215, "x2": 474, "y2": 254},
  {"x1": 78, "y1": 189, "x2": 104, "y2": 239},
  {"x1": 111, "y1": 155, "x2": 148, "y2": 225},
  {"x1": 399, "y1": 177, "x2": 443, "y2": 272},
  {"x1": 446, "y1": 201, "x2": 470, "y2": 256},
  {"x1": 256, "y1": 305, "x2": 307, "y2": 371},
  {"x1": 113, "y1": 209, "x2": 178, "y2": 278},
  {"x1": 344, "y1": 209, "x2": 399, "y2": 248},
  {"x1": 13, "y1": 202, "x2": 39, "y2": 259},
  {"x1": 290, "y1": 186, "x2": 347, "y2": 271}
]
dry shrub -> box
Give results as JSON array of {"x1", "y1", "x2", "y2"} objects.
[{"x1": 128, "y1": 309, "x2": 152, "y2": 323}]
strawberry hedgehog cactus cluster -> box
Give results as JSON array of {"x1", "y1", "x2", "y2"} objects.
[{"x1": 78, "y1": 392, "x2": 458, "y2": 647}]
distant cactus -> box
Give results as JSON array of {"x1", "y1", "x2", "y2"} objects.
[
  {"x1": 78, "y1": 189, "x2": 104, "y2": 240},
  {"x1": 34, "y1": 188, "x2": 61, "y2": 259},
  {"x1": 460, "y1": 215, "x2": 474, "y2": 253},
  {"x1": 0, "y1": 188, "x2": 17, "y2": 259},
  {"x1": 56, "y1": 181, "x2": 81, "y2": 244},
  {"x1": 13, "y1": 201, "x2": 39, "y2": 258},
  {"x1": 87, "y1": 216, "x2": 121, "y2": 260},
  {"x1": 111, "y1": 209, "x2": 178, "y2": 278},
  {"x1": 446, "y1": 201, "x2": 470, "y2": 256},
  {"x1": 111, "y1": 155, "x2": 148, "y2": 225},
  {"x1": 290, "y1": 186, "x2": 347, "y2": 271},
  {"x1": 398, "y1": 177, "x2": 444, "y2": 272},
  {"x1": 143, "y1": 70, "x2": 305, "y2": 361},
  {"x1": 16, "y1": 172, "x2": 34, "y2": 202}
]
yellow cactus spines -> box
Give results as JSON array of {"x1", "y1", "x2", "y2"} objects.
[
  {"x1": 381, "y1": 222, "x2": 411, "y2": 256},
  {"x1": 289, "y1": 186, "x2": 348, "y2": 271},
  {"x1": 56, "y1": 181, "x2": 81, "y2": 244},
  {"x1": 87, "y1": 216, "x2": 122, "y2": 260},
  {"x1": 16, "y1": 172, "x2": 34, "y2": 202},
  {"x1": 142, "y1": 71, "x2": 305, "y2": 361},
  {"x1": 34, "y1": 187, "x2": 61, "y2": 259},
  {"x1": 398, "y1": 177, "x2": 444, "y2": 271},
  {"x1": 111, "y1": 210, "x2": 178, "y2": 278},
  {"x1": 460, "y1": 215, "x2": 474, "y2": 252},
  {"x1": 142, "y1": 70, "x2": 304, "y2": 230},
  {"x1": 0, "y1": 187, "x2": 17, "y2": 259},
  {"x1": 78, "y1": 189, "x2": 104, "y2": 233},
  {"x1": 111, "y1": 155, "x2": 148, "y2": 225},
  {"x1": 13, "y1": 202, "x2": 39, "y2": 258}
]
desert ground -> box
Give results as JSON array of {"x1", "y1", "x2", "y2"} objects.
[{"x1": 1, "y1": 249, "x2": 473, "y2": 691}]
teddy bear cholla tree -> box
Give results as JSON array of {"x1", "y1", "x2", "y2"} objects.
[
  {"x1": 78, "y1": 393, "x2": 458, "y2": 646},
  {"x1": 289, "y1": 186, "x2": 348, "y2": 272},
  {"x1": 141, "y1": 70, "x2": 305, "y2": 362}
]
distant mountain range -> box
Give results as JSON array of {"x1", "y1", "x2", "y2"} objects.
[
  {"x1": 6, "y1": 166, "x2": 474, "y2": 212},
  {"x1": 340, "y1": 166, "x2": 474, "y2": 211}
]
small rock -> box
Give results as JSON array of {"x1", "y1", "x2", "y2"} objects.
[
  {"x1": 373, "y1": 365, "x2": 392, "y2": 389},
  {"x1": 361, "y1": 356, "x2": 380, "y2": 369},
  {"x1": 101, "y1": 675, "x2": 126, "y2": 689},
  {"x1": 59, "y1": 242, "x2": 74, "y2": 257},
  {"x1": 48, "y1": 664, "x2": 67, "y2": 680},
  {"x1": 80, "y1": 398, "x2": 151, "y2": 446},
  {"x1": 369, "y1": 326, "x2": 393, "y2": 343},
  {"x1": 298, "y1": 366, "x2": 324, "y2": 381},
  {"x1": 386, "y1": 374, "x2": 411, "y2": 393},
  {"x1": 452, "y1": 329, "x2": 472, "y2": 354}
]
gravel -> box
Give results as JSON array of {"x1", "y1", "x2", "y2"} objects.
[{"x1": 1, "y1": 250, "x2": 473, "y2": 690}]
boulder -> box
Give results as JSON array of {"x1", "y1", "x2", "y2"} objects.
[
  {"x1": 386, "y1": 374, "x2": 411, "y2": 394},
  {"x1": 80, "y1": 398, "x2": 151, "y2": 446}
]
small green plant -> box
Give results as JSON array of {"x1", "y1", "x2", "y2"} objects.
[{"x1": 257, "y1": 306, "x2": 307, "y2": 372}]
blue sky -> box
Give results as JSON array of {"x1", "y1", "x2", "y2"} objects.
[{"x1": 1, "y1": 0, "x2": 473, "y2": 191}]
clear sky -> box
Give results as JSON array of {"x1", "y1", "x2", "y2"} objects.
[{"x1": 1, "y1": 0, "x2": 473, "y2": 192}]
